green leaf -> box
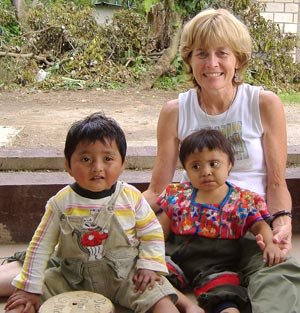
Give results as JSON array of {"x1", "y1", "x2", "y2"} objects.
[{"x1": 144, "y1": 0, "x2": 152, "y2": 13}]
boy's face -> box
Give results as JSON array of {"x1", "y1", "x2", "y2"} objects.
[
  {"x1": 65, "y1": 139, "x2": 125, "y2": 192},
  {"x1": 184, "y1": 147, "x2": 232, "y2": 192}
]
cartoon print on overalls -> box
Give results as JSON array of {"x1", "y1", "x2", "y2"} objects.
[
  {"x1": 79, "y1": 182, "x2": 124, "y2": 261},
  {"x1": 80, "y1": 215, "x2": 109, "y2": 261}
]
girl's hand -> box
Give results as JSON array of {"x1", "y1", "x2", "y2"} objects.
[
  {"x1": 263, "y1": 242, "x2": 286, "y2": 266},
  {"x1": 256, "y1": 218, "x2": 292, "y2": 256}
]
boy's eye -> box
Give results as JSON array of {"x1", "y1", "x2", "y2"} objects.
[
  {"x1": 105, "y1": 156, "x2": 113, "y2": 162},
  {"x1": 192, "y1": 164, "x2": 201, "y2": 170},
  {"x1": 81, "y1": 156, "x2": 91, "y2": 163}
]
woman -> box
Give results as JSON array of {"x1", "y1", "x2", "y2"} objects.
[{"x1": 143, "y1": 8, "x2": 300, "y2": 313}]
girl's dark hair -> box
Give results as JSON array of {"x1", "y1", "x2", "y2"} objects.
[
  {"x1": 64, "y1": 112, "x2": 127, "y2": 166},
  {"x1": 179, "y1": 128, "x2": 235, "y2": 168}
]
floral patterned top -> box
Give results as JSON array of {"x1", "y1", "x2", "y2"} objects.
[{"x1": 157, "y1": 181, "x2": 270, "y2": 239}]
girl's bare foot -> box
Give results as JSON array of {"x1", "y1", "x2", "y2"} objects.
[
  {"x1": 220, "y1": 307, "x2": 240, "y2": 313},
  {"x1": 185, "y1": 304, "x2": 205, "y2": 313}
]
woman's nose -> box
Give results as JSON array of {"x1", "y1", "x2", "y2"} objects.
[{"x1": 206, "y1": 54, "x2": 218, "y2": 67}]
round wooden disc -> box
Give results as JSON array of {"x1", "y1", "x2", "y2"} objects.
[{"x1": 39, "y1": 291, "x2": 115, "y2": 313}]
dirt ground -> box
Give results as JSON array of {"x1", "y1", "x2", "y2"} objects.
[{"x1": 0, "y1": 87, "x2": 299, "y2": 148}]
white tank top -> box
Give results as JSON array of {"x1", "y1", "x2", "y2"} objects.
[{"x1": 178, "y1": 83, "x2": 266, "y2": 198}]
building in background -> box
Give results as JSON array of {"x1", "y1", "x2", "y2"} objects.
[
  {"x1": 258, "y1": 0, "x2": 299, "y2": 61},
  {"x1": 92, "y1": 1, "x2": 299, "y2": 61},
  {"x1": 93, "y1": 1, "x2": 135, "y2": 24}
]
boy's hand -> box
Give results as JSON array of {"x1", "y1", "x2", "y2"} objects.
[
  {"x1": 133, "y1": 269, "x2": 163, "y2": 293},
  {"x1": 263, "y1": 242, "x2": 286, "y2": 266},
  {"x1": 5, "y1": 289, "x2": 41, "y2": 313}
]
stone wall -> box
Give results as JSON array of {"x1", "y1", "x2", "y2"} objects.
[{"x1": 258, "y1": 0, "x2": 300, "y2": 61}]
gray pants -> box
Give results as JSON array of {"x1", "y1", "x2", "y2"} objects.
[{"x1": 239, "y1": 235, "x2": 300, "y2": 313}]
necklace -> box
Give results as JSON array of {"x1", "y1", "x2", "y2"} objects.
[{"x1": 200, "y1": 86, "x2": 237, "y2": 129}]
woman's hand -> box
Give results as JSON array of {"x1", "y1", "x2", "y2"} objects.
[
  {"x1": 271, "y1": 215, "x2": 292, "y2": 254},
  {"x1": 5, "y1": 289, "x2": 41, "y2": 313},
  {"x1": 256, "y1": 216, "x2": 292, "y2": 256}
]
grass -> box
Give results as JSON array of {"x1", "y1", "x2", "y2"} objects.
[{"x1": 279, "y1": 92, "x2": 300, "y2": 104}]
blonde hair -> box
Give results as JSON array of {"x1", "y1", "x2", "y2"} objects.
[{"x1": 180, "y1": 8, "x2": 252, "y2": 87}]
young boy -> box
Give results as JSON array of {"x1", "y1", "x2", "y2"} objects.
[
  {"x1": 157, "y1": 128, "x2": 285, "y2": 313},
  {"x1": 5, "y1": 112, "x2": 179, "y2": 313}
]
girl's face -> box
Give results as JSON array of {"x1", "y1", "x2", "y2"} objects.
[
  {"x1": 65, "y1": 139, "x2": 125, "y2": 192},
  {"x1": 189, "y1": 45, "x2": 238, "y2": 90},
  {"x1": 184, "y1": 147, "x2": 232, "y2": 192}
]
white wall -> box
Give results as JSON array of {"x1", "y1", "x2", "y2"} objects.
[
  {"x1": 93, "y1": 4, "x2": 122, "y2": 24},
  {"x1": 258, "y1": 0, "x2": 300, "y2": 61}
]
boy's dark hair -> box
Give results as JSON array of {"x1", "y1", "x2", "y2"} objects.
[
  {"x1": 64, "y1": 112, "x2": 127, "y2": 166},
  {"x1": 179, "y1": 128, "x2": 235, "y2": 168}
]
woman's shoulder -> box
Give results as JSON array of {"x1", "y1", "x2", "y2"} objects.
[
  {"x1": 159, "y1": 98, "x2": 179, "y2": 123},
  {"x1": 163, "y1": 88, "x2": 197, "y2": 109},
  {"x1": 259, "y1": 89, "x2": 283, "y2": 107},
  {"x1": 240, "y1": 83, "x2": 281, "y2": 104}
]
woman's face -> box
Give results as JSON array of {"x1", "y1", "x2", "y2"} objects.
[{"x1": 189, "y1": 45, "x2": 238, "y2": 90}]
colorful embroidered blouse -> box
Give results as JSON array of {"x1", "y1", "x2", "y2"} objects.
[{"x1": 157, "y1": 181, "x2": 270, "y2": 239}]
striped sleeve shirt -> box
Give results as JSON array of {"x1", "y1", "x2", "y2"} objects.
[{"x1": 12, "y1": 181, "x2": 167, "y2": 294}]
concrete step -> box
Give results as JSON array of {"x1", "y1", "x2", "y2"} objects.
[
  {"x1": 1, "y1": 145, "x2": 300, "y2": 171},
  {"x1": 1, "y1": 168, "x2": 300, "y2": 243},
  {"x1": 1, "y1": 145, "x2": 300, "y2": 243}
]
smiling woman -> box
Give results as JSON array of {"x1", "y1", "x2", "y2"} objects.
[{"x1": 142, "y1": 7, "x2": 300, "y2": 313}]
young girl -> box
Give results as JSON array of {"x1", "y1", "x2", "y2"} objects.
[{"x1": 157, "y1": 128, "x2": 285, "y2": 313}]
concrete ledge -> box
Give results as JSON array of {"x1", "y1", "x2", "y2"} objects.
[
  {"x1": 288, "y1": 145, "x2": 300, "y2": 166},
  {"x1": 1, "y1": 145, "x2": 300, "y2": 171},
  {"x1": 0, "y1": 168, "x2": 300, "y2": 243},
  {"x1": 0, "y1": 147, "x2": 159, "y2": 171}
]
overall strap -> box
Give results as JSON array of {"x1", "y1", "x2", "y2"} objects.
[{"x1": 94, "y1": 181, "x2": 124, "y2": 229}]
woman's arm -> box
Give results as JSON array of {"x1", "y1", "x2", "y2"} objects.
[
  {"x1": 158, "y1": 211, "x2": 172, "y2": 240},
  {"x1": 143, "y1": 99, "x2": 180, "y2": 212},
  {"x1": 259, "y1": 90, "x2": 292, "y2": 253}
]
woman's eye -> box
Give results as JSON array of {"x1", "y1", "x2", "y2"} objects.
[
  {"x1": 197, "y1": 51, "x2": 207, "y2": 58},
  {"x1": 218, "y1": 50, "x2": 229, "y2": 57}
]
